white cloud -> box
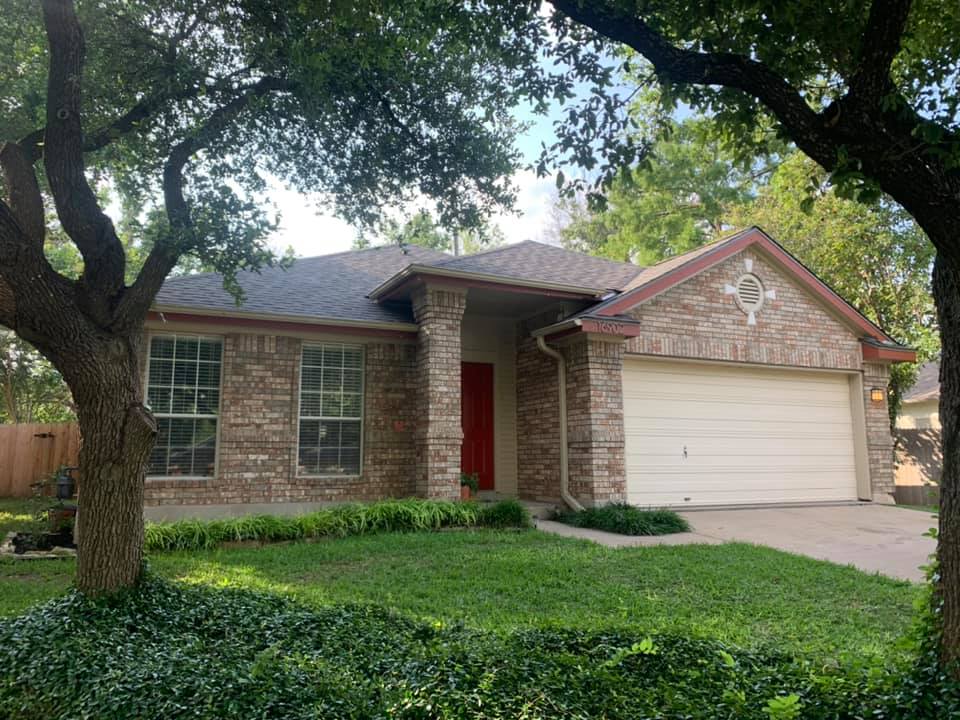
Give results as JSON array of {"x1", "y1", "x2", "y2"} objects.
[
  {"x1": 266, "y1": 169, "x2": 560, "y2": 258},
  {"x1": 490, "y1": 169, "x2": 559, "y2": 246},
  {"x1": 266, "y1": 183, "x2": 357, "y2": 257}
]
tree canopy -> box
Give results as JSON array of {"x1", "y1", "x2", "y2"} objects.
[{"x1": 0, "y1": 0, "x2": 553, "y2": 593}]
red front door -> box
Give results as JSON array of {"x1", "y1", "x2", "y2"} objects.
[{"x1": 461, "y1": 362, "x2": 495, "y2": 491}]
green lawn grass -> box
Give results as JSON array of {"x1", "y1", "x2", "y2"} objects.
[{"x1": 0, "y1": 511, "x2": 919, "y2": 662}]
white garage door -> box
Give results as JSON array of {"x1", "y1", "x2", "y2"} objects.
[{"x1": 623, "y1": 359, "x2": 860, "y2": 507}]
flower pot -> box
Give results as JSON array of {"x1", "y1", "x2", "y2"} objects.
[{"x1": 460, "y1": 485, "x2": 471, "y2": 501}]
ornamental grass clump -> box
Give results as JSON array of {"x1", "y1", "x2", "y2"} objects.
[
  {"x1": 554, "y1": 503, "x2": 690, "y2": 536},
  {"x1": 144, "y1": 498, "x2": 529, "y2": 552}
]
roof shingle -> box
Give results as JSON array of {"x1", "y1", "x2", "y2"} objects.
[
  {"x1": 433, "y1": 240, "x2": 641, "y2": 291},
  {"x1": 154, "y1": 240, "x2": 642, "y2": 323},
  {"x1": 154, "y1": 244, "x2": 448, "y2": 324}
]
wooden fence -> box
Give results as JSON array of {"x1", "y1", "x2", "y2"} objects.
[
  {"x1": 0, "y1": 422, "x2": 80, "y2": 497},
  {"x1": 894, "y1": 428, "x2": 941, "y2": 507}
]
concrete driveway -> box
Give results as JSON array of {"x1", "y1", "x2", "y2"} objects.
[
  {"x1": 537, "y1": 504, "x2": 937, "y2": 581},
  {"x1": 680, "y1": 504, "x2": 937, "y2": 582}
]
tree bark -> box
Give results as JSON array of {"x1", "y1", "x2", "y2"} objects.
[
  {"x1": 934, "y1": 252, "x2": 960, "y2": 667},
  {"x1": 61, "y1": 333, "x2": 156, "y2": 594}
]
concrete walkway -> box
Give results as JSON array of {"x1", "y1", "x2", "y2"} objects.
[{"x1": 537, "y1": 504, "x2": 937, "y2": 582}]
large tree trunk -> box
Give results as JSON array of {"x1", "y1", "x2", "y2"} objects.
[
  {"x1": 62, "y1": 333, "x2": 156, "y2": 594},
  {"x1": 934, "y1": 252, "x2": 960, "y2": 669}
]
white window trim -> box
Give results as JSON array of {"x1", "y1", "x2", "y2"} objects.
[
  {"x1": 144, "y1": 332, "x2": 224, "y2": 481},
  {"x1": 296, "y1": 342, "x2": 365, "y2": 478}
]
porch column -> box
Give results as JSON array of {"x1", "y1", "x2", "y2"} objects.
[
  {"x1": 411, "y1": 284, "x2": 467, "y2": 499},
  {"x1": 560, "y1": 334, "x2": 627, "y2": 506}
]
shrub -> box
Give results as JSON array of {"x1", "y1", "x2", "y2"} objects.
[
  {"x1": 144, "y1": 498, "x2": 528, "y2": 552},
  {"x1": 478, "y1": 498, "x2": 531, "y2": 528},
  {"x1": 0, "y1": 577, "x2": 956, "y2": 720},
  {"x1": 554, "y1": 503, "x2": 690, "y2": 535}
]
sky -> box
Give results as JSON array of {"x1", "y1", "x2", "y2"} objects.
[{"x1": 265, "y1": 99, "x2": 574, "y2": 258}]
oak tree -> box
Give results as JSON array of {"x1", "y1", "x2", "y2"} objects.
[
  {"x1": 542, "y1": 0, "x2": 960, "y2": 667},
  {"x1": 0, "y1": 0, "x2": 538, "y2": 593}
]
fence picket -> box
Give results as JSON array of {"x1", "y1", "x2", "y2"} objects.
[{"x1": 0, "y1": 423, "x2": 81, "y2": 497}]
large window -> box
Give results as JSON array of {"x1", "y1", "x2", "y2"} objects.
[
  {"x1": 298, "y1": 344, "x2": 363, "y2": 476},
  {"x1": 146, "y1": 335, "x2": 222, "y2": 478}
]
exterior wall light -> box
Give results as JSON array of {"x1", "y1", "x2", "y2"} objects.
[{"x1": 870, "y1": 387, "x2": 885, "y2": 403}]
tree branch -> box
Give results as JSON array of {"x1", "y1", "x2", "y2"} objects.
[
  {"x1": 112, "y1": 76, "x2": 295, "y2": 330},
  {"x1": 549, "y1": 1, "x2": 824, "y2": 150},
  {"x1": 548, "y1": 0, "x2": 960, "y2": 265},
  {"x1": 41, "y1": 0, "x2": 126, "y2": 317},
  {"x1": 0, "y1": 203, "x2": 21, "y2": 328},
  {"x1": 0, "y1": 142, "x2": 45, "y2": 246},
  {"x1": 848, "y1": 0, "x2": 913, "y2": 103}
]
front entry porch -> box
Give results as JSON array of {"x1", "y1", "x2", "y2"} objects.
[{"x1": 407, "y1": 278, "x2": 632, "y2": 505}]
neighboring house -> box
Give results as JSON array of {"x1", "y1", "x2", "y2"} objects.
[
  {"x1": 897, "y1": 361, "x2": 940, "y2": 430},
  {"x1": 143, "y1": 227, "x2": 915, "y2": 519},
  {"x1": 895, "y1": 361, "x2": 941, "y2": 495}
]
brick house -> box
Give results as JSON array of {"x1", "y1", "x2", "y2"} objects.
[{"x1": 143, "y1": 227, "x2": 915, "y2": 518}]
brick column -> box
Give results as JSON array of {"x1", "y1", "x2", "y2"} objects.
[
  {"x1": 561, "y1": 334, "x2": 627, "y2": 506},
  {"x1": 863, "y1": 362, "x2": 896, "y2": 501},
  {"x1": 411, "y1": 284, "x2": 467, "y2": 499}
]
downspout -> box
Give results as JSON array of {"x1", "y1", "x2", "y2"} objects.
[{"x1": 536, "y1": 335, "x2": 584, "y2": 511}]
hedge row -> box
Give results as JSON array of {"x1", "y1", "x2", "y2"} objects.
[
  {"x1": 0, "y1": 577, "x2": 956, "y2": 719},
  {"x1": 144, "y1": 498, "x2": 530, "y2": 552}
]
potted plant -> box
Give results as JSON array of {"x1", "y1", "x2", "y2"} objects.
[{"x1": 460, "y1": 472, "x2": 479, "y2": 500}]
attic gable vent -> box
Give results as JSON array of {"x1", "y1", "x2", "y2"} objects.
[{"x1": 735, "y1": 274, "x2": 764, "y2": 313}]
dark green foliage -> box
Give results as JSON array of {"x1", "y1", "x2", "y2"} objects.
[
  {"x1": 477, "y1": 498, "x2": 531, "y2": 529},
  {"x1": 0, "y1": 577, "x2": 955, "y2": 720},
  {"x1": 143, "y1": 499, "x2": 529, "y2": 552},
  {"x1": 555, "y1": 503, "x2": 690, "y2": 536}
]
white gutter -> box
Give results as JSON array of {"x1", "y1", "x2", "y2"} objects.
[{"x1": 536, "y1": 336, "x2": 584, "y2": 512}]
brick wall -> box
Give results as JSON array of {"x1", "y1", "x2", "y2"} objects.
[
  {"x1": 562, "y1": 335, "x2": 627, "y2": 506},
  {"x1": 625, "y1": 249, "x2": 863, "y2": 370},
  {"x1": 144, "y1": 333, "x2": 418, "y2": 506},
  {"x1": 411, "y1": 285, "x2": 466, "y2": 499},
  {"x1": 516, "y1": 336, "x2": 562, "y2": 502},
  {"x1": 864, "y1": 362, "x2": 896, "y2": 498}
]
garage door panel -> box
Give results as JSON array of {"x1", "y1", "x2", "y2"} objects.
[
  {"x1": 628, "y1": 484, "x2": 857, "y2": 507},
  {"x1": 623, "y1": 359, "x2": 859, "y2": 507},
  {"x1": 624, "y1": 392, "x2": 850, "y2": 422},
  {"x1": 625, "y1": 420, "x2": 854, "y2": 441}
]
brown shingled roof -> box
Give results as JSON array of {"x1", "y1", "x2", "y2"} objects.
[
  {"x1": 154, "y1": 244, "x2": 449, "y2": 325},
  {"x1": 432, "y1": 240, "x2": 641, "y2": 291},
  {"x1": 903, "y1": 361, "x2": 940, "y2": 403}
]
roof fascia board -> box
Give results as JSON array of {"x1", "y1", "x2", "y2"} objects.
[
  {"x1": 860, "y1": 340, "x2": 917, "y2": 363},
  {"x1": 531, "y1": 315, "x2": 642, "y2": 340},
  {"x1": 148, "y1": 308, "x2": 418, "y2": 339}
]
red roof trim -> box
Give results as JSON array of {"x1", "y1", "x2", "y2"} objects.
[
  {"x1": 541, "y1": 317, "x2": 643, "y2": 341},
  {"x1": 861, "y1": 342, "x2": 917, "y2": 363},
  {"x1": 146, "y1": 311, "x2": 417, "y2": 340},
  {"x1": 596, "y1": 228, "x2": 891, "y2": 342},
  {"x1": 578, "y1": 317, "x2": 643, "y2": 337}
]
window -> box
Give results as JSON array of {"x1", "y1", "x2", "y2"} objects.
[
  {"x1": 146, "y1": 335, "x2": 222, "y2": 477},
  {"x1": 298, "y1": 344, "x2": 363, "y2": 476}
]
